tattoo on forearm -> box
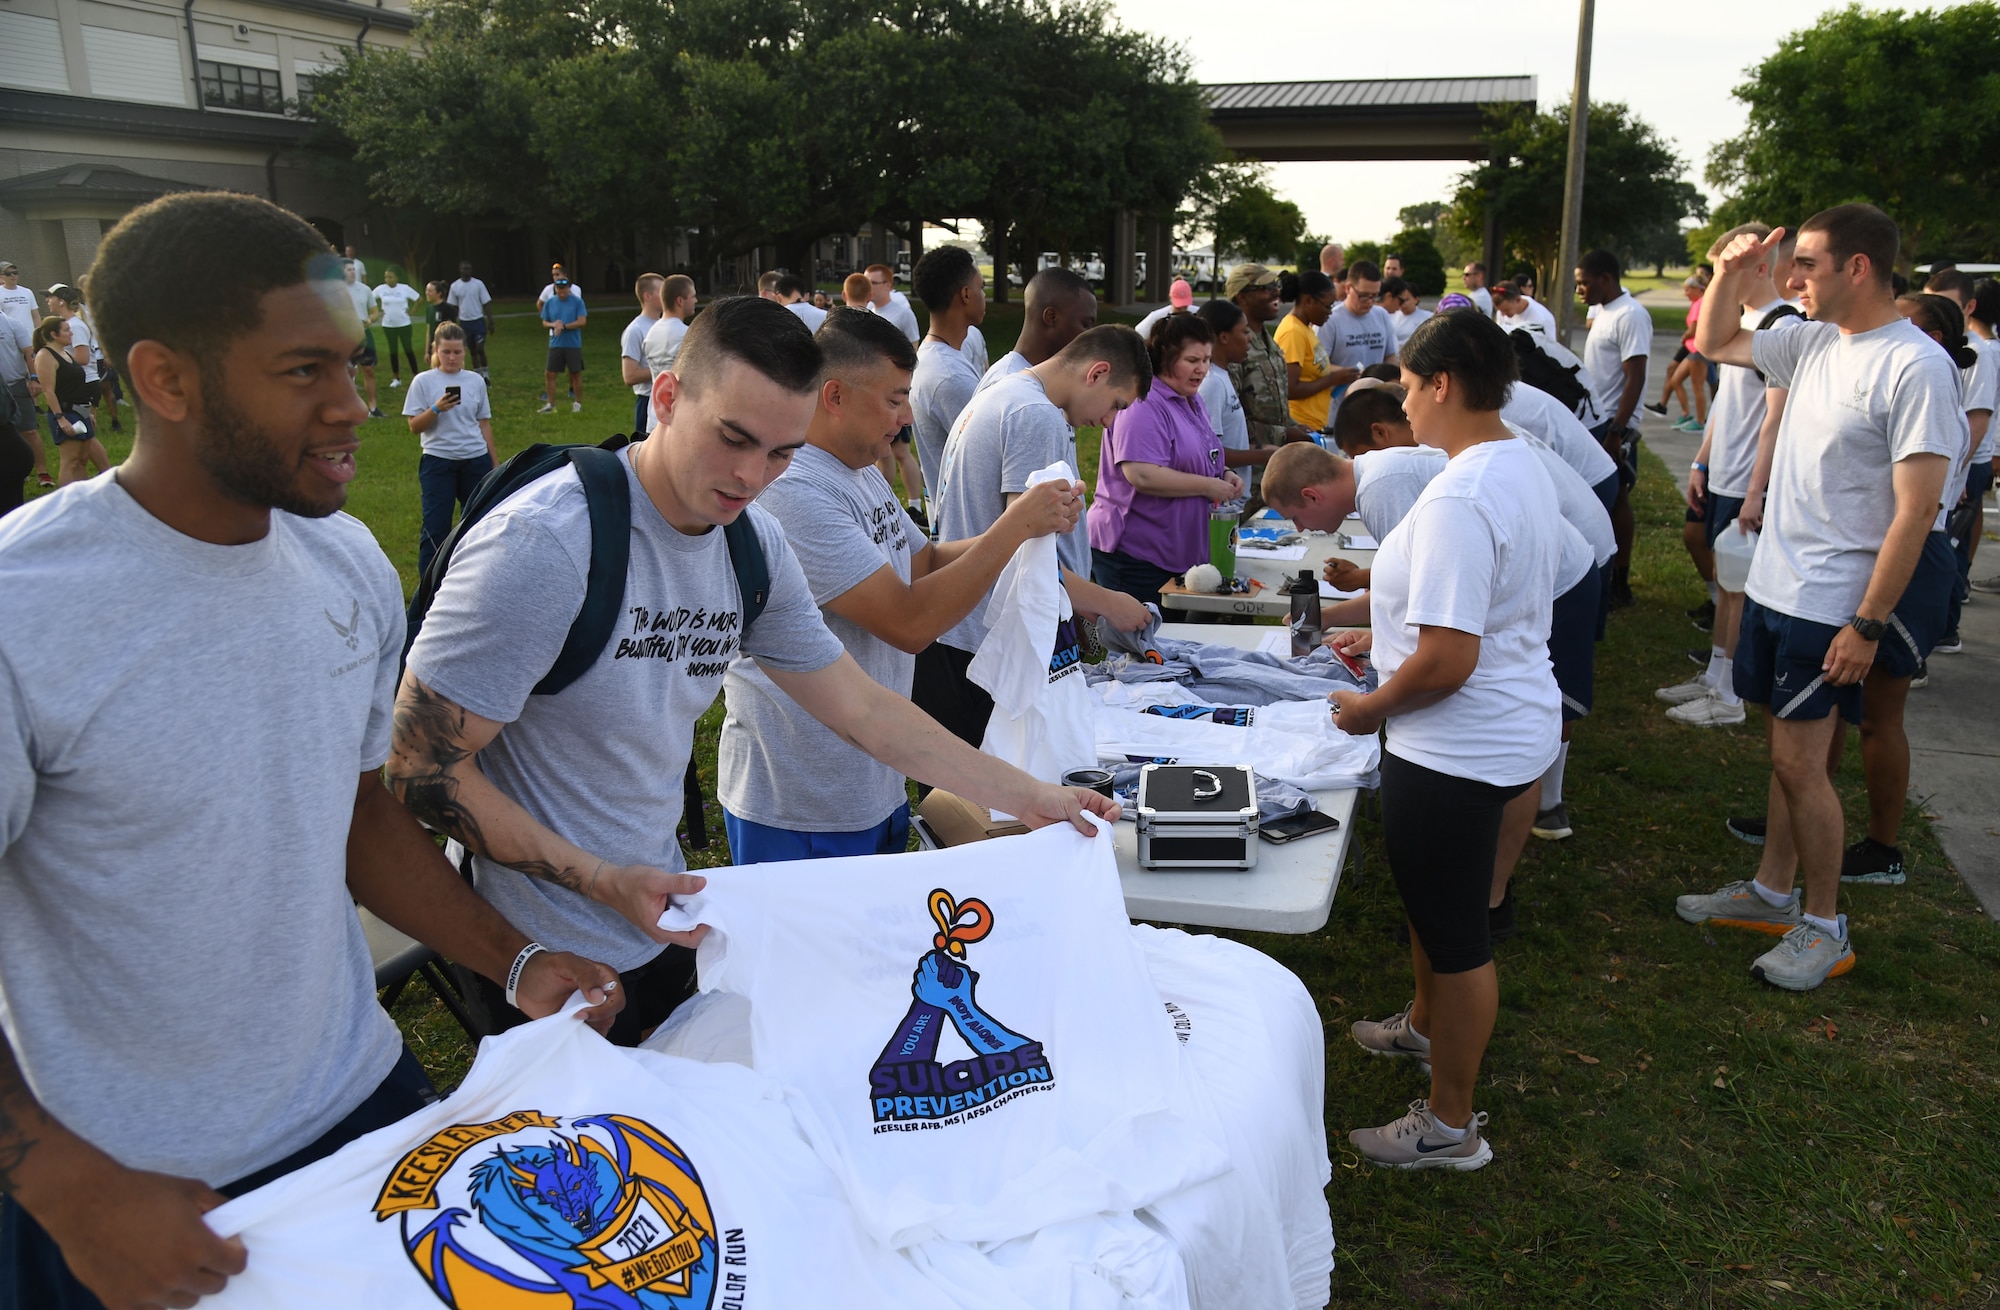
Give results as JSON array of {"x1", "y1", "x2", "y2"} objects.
[
  {"x1": 388, "y1": 681, "x2": 588, "y2": 894},
  {"x1": 0, "y1": 1039, "x2": 47, "y2": 1197}
]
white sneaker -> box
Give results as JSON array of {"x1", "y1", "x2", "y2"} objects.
[
  {"x1": 1655, "y1": 674, "x2": 1715, "y2": 705},
  {"x1": 572, "y1": 400, "x2": 583, "y2": 414},
  {"x1": 1666, "y1": 692, "x2": 1746, "y2": 726},
  {"x1": 389, "y1": 378, "x2": 402, "y2": 389},
  {"x1": 537, "y1": 401, "x2": 555, "y2": 414}
]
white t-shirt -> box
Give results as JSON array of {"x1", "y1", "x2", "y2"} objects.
[
  {"x1": 1517, "y1": 427, "x2": 1616, "y2": 575},
  {"x1": 1967, "y1": 334, "x2": 2000, "y2": 463},
  {"x1": 344, "y1": 279, "x2": 372, "y2": 327},
  {"x1": 1355, "y1": 440, "x2": 1603, "y2": 587},
  {"x1": 1368, "y1": 438, "x2": 1562, "y2": 787},
  {"x1": 1747, "y1": 317, "x2": 1967, "y2": 626},
  {"x1": 60, "y1": 312, "x2": 98, "y2": 381},
  {"x1": 446, "y1": 276, "x2": 491, "y2": 321},
  {"x1": 719, "y1": 445, "x2": 915, "y2": 832},
  {"x1": 657, "y1": 820, "x2": 1228, "y2": 1250},
  {"x1": 203, "y1": 1002, "x2": 949, "y2": 1308},
  {"x1": 537, "y1": 283, "x2": 585, "y2": 310},
  {"x1": 371, "y1": 283, "x2": 421, "y2": 329},
  {"x1": 0, "y1": 478, "x2": 405, "y2": 1186},
  {"x1": 405, "y1": 451, "x2": 847, "y2": 972},
  {"x1": 1135, "y1": 305, "x2": 1185, "y2": 341},
  {"x1": 1500, "y1": 381, "x2": 1618, "y2": 488},
  {"x1": 1197, "y1": 364, "x2": 1248, "y2": 454},
  {"x1": 0, "y1": 284, "x2": 40, "y2": 341},
  {"x1": 785, "y1": 299, "x2": 828, "y2": 331},
  {"x1": 621, "y1": 309, "x2": 660, "y2": 397},
  {"x1": 1388, "y1": 307, "x2": 1433, "y2": 350},
  {"x1": 1467, "y1": 286, "x2": 1494, "y2": 316},
  {"x1": 1496, "y1": 298, "x2": 1557, "y2": 337},
  {"x1": 1706, "y1": 302, "x2": 1800, "y2": 499},
  {"x1": 401, "y1": 367, "x2": 492, "y2": 460},
  {"x1": 970, "y1": 463, "x2": 1097, "y2": 804},
  {"x1": 1581, "y1": 291, "x2": 1653, "y2": 429},
  {"x1": 910, "y1": 337, "x2": 985, "y2": 496},
  {"x1": 962, "y1": 322, "x2": 989, "y2": 374},
  {"x1": 871, "y1": 294, "x2": 921, "y2": 344},
  {"x1": 973, "y1": 348, "x2": 1031, "y2": 397}
]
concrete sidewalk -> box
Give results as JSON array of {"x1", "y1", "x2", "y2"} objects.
[{"x1": 1633, "y1": 339, "x2": 2000, "y2": 917}]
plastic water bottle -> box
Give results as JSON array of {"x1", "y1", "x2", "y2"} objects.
[
  {"x1": 1208, "y1": 506, "x2": 1237, "y2": 578},
  {"x1": 1287, "y1": 569, "x2": 1322, "y2": 657},
  {"x1": 1714, "y1": 526, "x2": 1759, "y2": 593}
]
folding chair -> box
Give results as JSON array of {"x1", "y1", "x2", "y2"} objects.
[{"x1": 358, "y1": 906, "x2": 483, "y2": 1042}]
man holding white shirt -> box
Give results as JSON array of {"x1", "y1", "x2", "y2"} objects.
[{"x1": 1676, "y1": 206, "x2": 1958, "y2": 992}]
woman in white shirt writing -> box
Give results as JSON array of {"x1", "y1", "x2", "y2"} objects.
[{"x1": 1327, "y1": 308, "x2": 1564, "y2": 1172}]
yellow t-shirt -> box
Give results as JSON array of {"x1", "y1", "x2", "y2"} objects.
[{"x1": 1275, "y1": 313, "x2": 1332, "y2": 431}]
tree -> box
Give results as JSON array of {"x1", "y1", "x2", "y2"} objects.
[
  {"x1": 1449, "y1": 101, "x2": 1704, "y2": 295},
  {"x1": 1387, "y1": 228, "x2": 1447, "y2": 295},
  {"x1": 1195, "y1": 166, "x2": 1307, "y2": 263},
  {"x1": 1707, "y1": 2, "x2": 2000, "y2": 266},
  {"x1": 1621, "y1": 180, "x2": 1709, "y2": 276}
]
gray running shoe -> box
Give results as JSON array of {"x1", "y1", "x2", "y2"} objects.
[
  {"x1": 1666, "y1": 692, "x2": 1746, "y2": 726},
  {"x1": 1656, "y1": 673, "x2": 1716, "y2": 705},
  {"x1": 1531, "y1": 804, "x2": 1573, "y2": 840},
  {"x1": 1674, "y1": 879, "x2": 1801, "y2": 934},
  {"x1": 1751, "y1": 916, "x2": 1855, "y2": 991},
  {"x1": 1970, "y1": 573, "x2": 2000, "y2": 595},
  {"x1": 1349, "y1": 1099, "x2": 1492, "y2": 1171},
  {"x1": 1351, "y1": 1000, "x2": 1432, "y2": 1075}
]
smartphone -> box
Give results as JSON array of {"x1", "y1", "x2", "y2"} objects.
[
  {"x1": 444, "y1": 385, "x2": 461, "y2": 402},
  {"x1": 1261, "y1": 809, "x2": 1341, "y2": 843}
]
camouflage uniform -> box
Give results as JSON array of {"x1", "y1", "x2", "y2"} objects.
[{"x1": 1233, "y1": 322, "x2": 1294, "y2": 449}]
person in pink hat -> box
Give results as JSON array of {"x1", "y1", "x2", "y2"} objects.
[{"x1": 1134, "y1": 278, "x2": 1195, "y2": 342}]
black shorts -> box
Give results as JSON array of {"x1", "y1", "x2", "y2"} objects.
[
  {"x1": 1592, "y1": 421, "x2": 1640, "y2": 490},
  {"x1": 1379, "y1": 751, "x2": 1532, "y2": 974},
  {"x1": 1685, "y1": 486, "x2": 1706, "y2": 525},
  {"x1": 1705, "y1": 493, "x2": 1746, "y2": 550},
  {"x1": 911, "y1": 641, "x2": 993, "y2": 749},
  {"x1": 355, "y1": 329, "x2": 378, "y2": 368},
  {"x1": 1672, "y1": 343, "x2": 1692, "y2": 365},
  {"x1": 1550, "y1": 567, "x2": 1600, "y2": 721},
  {"x1": 546, "y1": 345, "x2": 585, "y2": 374}
]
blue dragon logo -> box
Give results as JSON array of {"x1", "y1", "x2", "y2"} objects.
[{"x1": 375, "y1": 1111, "x2": 718, "y2": 1308}]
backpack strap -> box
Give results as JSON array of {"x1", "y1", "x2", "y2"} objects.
[
  {"x1": 531, "y1": 446, "x2": 632, "y2": 696},
  {"x1": 722, "y1": 512, "x2": 769, "y2": 633},
  {"x1": 1750, "y1": 305, "x2": 1805, "y2": 383}
]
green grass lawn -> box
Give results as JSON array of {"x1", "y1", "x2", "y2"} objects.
[{"x1": 51, "y1": 296, "x2": 2000, "y2": 1306}]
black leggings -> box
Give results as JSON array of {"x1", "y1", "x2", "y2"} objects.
[
  {"x1": 382, "y1": 323, "x2": 419, "y2": 375},
  {"x1": 1379, "y1": 750, "x2": 1530, "y2": 974}
]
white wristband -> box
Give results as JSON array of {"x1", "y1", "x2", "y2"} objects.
[{"x1": 504, "y1": 942, "x2": 547, "y2": 1009}]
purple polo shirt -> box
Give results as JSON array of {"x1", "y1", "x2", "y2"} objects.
[{"x1": 1086, "y1": 381, "x2": 1224, "y2": 572}]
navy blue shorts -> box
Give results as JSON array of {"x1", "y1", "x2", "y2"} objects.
[
  {"x1": 1590, "y1": 471, "x2": 1618, "y2": 517},
  {"x1": 462, "y1": 317, "x2": 488, "y2": 346},
  {"x1": 724, "y1": 803, "x2": 911, "y2": 864},
  {"x1": 1733, "y1": 599, "x2": 1860, "y2": 722},
  {"x1": 1550, "y1": 568, "x2": 1599, "y2": 721},
  {"x1": 1591, "y1": 422, "x2": 1640, "y2": 490},
  {"x1": 1685, "y1": 486, "x2": 1705, "y2": 525},
  {"x1": 1705, "y1": 493, "x2": 1745, "y2": 551},
  {"x1": 1880, "y1": 532, "x2": 1956, "y2": 677}
]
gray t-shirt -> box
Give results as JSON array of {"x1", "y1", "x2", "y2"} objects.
[
  {"x1": 934, "y1": 370, "x2": 1087, "y2": 652},
  {"x1": 911, "y1": 337, "x2": 983, "y2": 496},
  {"x1": 1317, "y1": 303, "x2": 1396, "y2": 370},
  {"x1": 403, "y1": 367, "x2": 492, "y2": 460},
  {"x1": 973, "y1": 349, "x2": 1030, "y2": 397},
  {"x1": 406, "y1": 450, "x2": 845, "y2": 971},
  {"x1": 0, "y1": 478, "x2": 405, "y2": 1185},
  {"x1": 719, "y1": 446, "x2": 914, "y2": 830},
  {"x1": 0, "y1": 312, "x2": 28, "y2": 386},
  {"x1": 622, "y1": 311, "x2": 661, "y2": 396},
  {"x1": 1748, "y1": 317, "x2": 1966, "y2": 626},
  {"x1": 1706, "y1": 302, "x2": 1799, "y2": 499}
]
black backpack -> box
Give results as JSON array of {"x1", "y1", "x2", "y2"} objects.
[
  {"x1": 1509, "y1": 329, "x2": 1595, "y2": 418},
  {"x1": 403, "y1": 433, "x2": 768, "y2": 849}
]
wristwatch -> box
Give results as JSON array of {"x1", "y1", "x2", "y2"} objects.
[{"x1": 1850, "y1": 615, "x2": 1886, "y2": 642}]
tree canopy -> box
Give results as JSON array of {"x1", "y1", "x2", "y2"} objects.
[
  {"x1": 1448, "y1": 101, "x2": 1703, "y2": 294},
  {"x1": 1706, "y1": 2, "x2": 2000, "y2": 266},
  {"x1": 307, "y1": 0, "x2": 1221, "y2": 288}
]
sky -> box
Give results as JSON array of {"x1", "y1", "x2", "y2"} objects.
[{"x1": 1104, "y1": 0, "x2": 1940, "y2": 246}]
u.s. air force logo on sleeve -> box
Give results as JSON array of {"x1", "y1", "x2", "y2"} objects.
[{"x1": 373, "y1": 1111, "x2": 728, "y2": 1308}]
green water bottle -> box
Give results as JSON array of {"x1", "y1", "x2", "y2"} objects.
[{"x1": 1208, "y1": 505, "x2": 1237, "y2": 580}]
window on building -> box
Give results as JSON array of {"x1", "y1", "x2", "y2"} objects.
[
  {"x1": 294, "y1": 73, "x2": 318, "y2": 113},
  {"x1": 199, "y1": 60, "x2": 283, "y2": 113}
]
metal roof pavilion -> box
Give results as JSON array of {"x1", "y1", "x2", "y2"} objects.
[{"x1": 1203, "y1": 77, "x2": 1539, "y2": 162}]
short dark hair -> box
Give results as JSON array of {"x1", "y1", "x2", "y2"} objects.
[
  {"x1": 1145, "y1": 311, "x2": 1215, "y2": 376},
  {"x1": 1023, "y1": 265, "x2": 1092, "y2": 308},
  {"x1": 773, "y1": 272, "x2": 808, "y2": 300},
  {"x1": 673, "y1": 294, "x2": 823, "y2": 398},
  {"x1": 1347, "y1": 259, "x2": 1382, "y2": 283},
  {"x1": 1360, "y1": 361, "x2": 1401, "y2": 382},
  {"x1": 913, "y1": 246, "x2": 978, "y2": 313},
  {"x1": 1801, "y1": 204, "x2": 1899, "y2": 287},
  {"x1": 814, "y1": 305, "x2": 917, "y2": 379},
  {"x1": 1279, "y1": 270, "x2": 1334, "y2": 302},
  {"x1": 1465, "y1": 261, "x2": 1487, "y2": 275},
  {"x1": 1330, "y1": 385, "x2": 1410, "y2": 454},
  {"x1": 1578, "y1": 249, "x2": 1622, "y2": 281},
  {"x1": 1401, "y1": 308, "x2": 1517, "y2": 412},
  {"x1": 1924, "y1": 267, "x2": 1973, "y2": 299},
  {"x1": 1380, "y1": 276, "x2": 1410, "y2": 300},
  {"x1": 1899, "y1": 293, "x2": 1979, "y2": 369},
  {"x1": 87, "y1": 191, "x2": 334, "y2": 381},
  {"x1": 1055, "y1": 324, "x2": 1152, "y2": 400},
  {"x1": 1970, "y1": 277, "x2": 2000, "y2": 329},
  {"x1": 1193, "y1": 298, "x2": 1243, "y2": 335},
  {"x1": 1383, "y1": 252, "x2": 1403, "y2": 264}
]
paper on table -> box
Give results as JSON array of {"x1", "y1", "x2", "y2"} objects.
[
  {"x1": 1318, "y1": 581, "x2": 1365, "y2": 600},
  {"x1": 1234, "y1": 542, "x2": 1309, "y2": 561},
  {"x1": 1337, "y1": 532, "x2": 1380, "y2": 551},
  {"x1": 1255, "y1": 627, "x2": 1291, "y2": 656}
]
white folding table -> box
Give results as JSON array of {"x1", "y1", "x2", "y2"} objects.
[{"x1": 1110, "y1": 622, "x2": 1361, "y2": 934}]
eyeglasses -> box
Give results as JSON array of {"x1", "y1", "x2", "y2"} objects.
[{"x1": 1350, "y1": 290, "x2": 1379, "y2": 302}]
